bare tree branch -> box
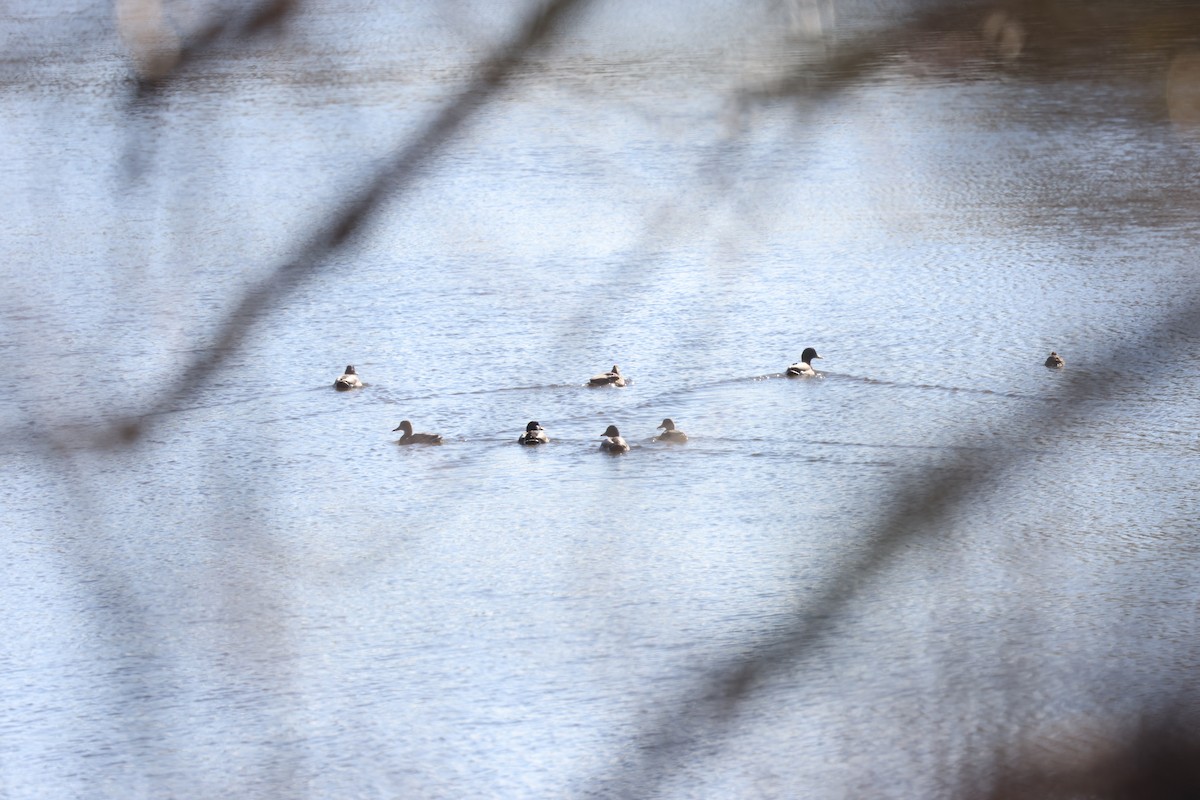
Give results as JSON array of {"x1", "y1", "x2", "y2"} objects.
[
  {"x1": 82, "y1": 0, "x2": 595, "y2": 450},
  {"x1": 120, "y1": 0, "x2": 298, "y2": 92},
  {"x1": 588, "y1": 296, "x2": 1200, "y2": 796}
]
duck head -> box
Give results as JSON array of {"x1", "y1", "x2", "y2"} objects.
[
  {"x1": 343, "y1": 365, "x2": 357, "y2": 375},
  {"x1": 393, "y1": 420, "x2": 413, "y2": 435},
  {"x1": 658, "y1": 418, "x2": 676, "y2": 431},
  {"x1": 525, "y1": 421, "x2": 544, "y2": 432},
  {"x1": 800, "y1": 347, "x2": 822, "y2": 364},
  {"x1": 601, "y1": 425, "x2": 621, "y2": 438}
]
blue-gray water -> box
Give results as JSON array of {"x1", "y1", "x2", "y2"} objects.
[{"x1": 5, "y1": 2, "x2": 1200, "y2": 797}]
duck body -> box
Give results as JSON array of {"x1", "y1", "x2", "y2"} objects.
[
  {"x1": 518, "y1": 421, "x2": 549, "y2": 445},
  {"x1": 599, "y1": 424, "x2": 630, "y2": 454},
  {"x1": 393, "y1": 420, "x2": 443, "y2": 445},
  {"x1": 589, "y1": 365, "x2": 627, "y2": 387},
  {"x1": 1044, "y1": 351, "x2": 1065, "y2": 368},
  {"x1": 655, "y1": 418, "x2": 688, "y2": 443},
  {"x1": 787, "y1": 347, "x2": 822, "y2": 377},
  {"x1": 334, "y1": 365, "x2": 363, "y2": 390}
]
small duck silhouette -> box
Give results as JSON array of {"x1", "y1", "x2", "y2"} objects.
[
  {"x1": 589, "y1": 365, "x2": 626, "y2": 387},
  {"x1": 599, "y1": 424, "x2": 630, "y2": 453},
  {"x1": 518, "y1": 421, "x2": 549, "y2": 445},
  {"x1": 786, "y1": 347, "x2": 822, "y2": 377},
  {"x1": 333, "y1": 365, "x2": 363, "y2": 390},
  {"x1": 393, "y1": 420, "x2": 443, "y2": 445},
  {"x1": 1044, "y1": 351, "x2": 1065, "y2": 368},
  {"x1": 655, "y1": 418, "x2": 688, "y2": 443}
]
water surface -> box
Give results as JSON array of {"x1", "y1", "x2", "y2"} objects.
[{"x1": 4, "y1": 3, "x2": 1200, "y2": 797}]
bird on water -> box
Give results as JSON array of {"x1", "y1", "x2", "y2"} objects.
[
  {"x1": 589, "y1": 365, "x2": 626, "y2": 387},
  {"x1": 655, "y1": 418, "x2": 688, "y2": 443},
  {"x1": 599, "y1": 424, "x2": 629, "y2": 453},
  {"x1": 393, "y1": 420, "x2": 443, "y2": 445},
  {"x1": 333, "y1": 365, "x2": 363, "y2": 390},
  {"x1": 787, "y1": 348, "x2": 822, "y2": 377},
  {"x1": 518, "y1": 421, "x2": 549, "y2": 445}
]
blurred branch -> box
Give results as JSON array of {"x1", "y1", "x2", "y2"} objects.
[
  {"x1": 986, "y1": 714, "x2": 1200, "y2": 799},
  {"x1": 575, "y1": 6, "x2": 1200, "y2": 792},
  {"x1": 742, "y1": 0, "x2": 996, "y2": 104},
  {"x1": 13, "y1": 0, "x2": 1200, "y2": 795},
  {"x1": 590, "y1": 290, "x2": 1200, "y2": 798},
  {"x1": 121, "y1": 0, "x2": 297, "y2": 91},
  {"x1": 85, "y1": 0, "x2": 593, "y2": 450}
]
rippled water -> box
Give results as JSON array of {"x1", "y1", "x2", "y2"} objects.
[{"x1": 5, "y1": 3, "x2": 1200, "y2": 797}]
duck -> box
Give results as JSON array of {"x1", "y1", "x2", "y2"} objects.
[
  {"x1": 786, "y1": 347, "x2": 823, "y2": 377},
  {"x1": 333, "y1": 365, "x2": 363, "y2": 390},
  {"x1": 599, "y1": 424, "x2": 630, "y2": 453},
  {"x1": 1044, "y1": 351, "x2": 1065, "y2": 368},
  {"x1": 589, "y1": 365, "x2": 626, "y2": 387},
  {"x1": 655, "y1": 418, "x2": 688, "y2": 443},
  {"x1": 393, "y1": 420, "x2": 443, "y2": 445},
  {"x1": 518, "y1": 421, "x2": 549, "y2": 445}
]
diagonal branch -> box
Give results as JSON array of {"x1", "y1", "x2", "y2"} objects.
[
  {"x1": 93, "y1": 0, "x2": 593, "y2": 450},
  {"x1": 589, "y1": 289, "x2": 1200, "y2": 797}
]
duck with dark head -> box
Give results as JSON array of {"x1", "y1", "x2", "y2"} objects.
[
  {"x1": 518, "y1": 421, "x2": 549, "y2": 445},
  {"x1": 599, "y1": 424, "x2": 629, "y2": 453},
  {"x1": 655, "y1": 418, "x2": 688, "y2": 443},
  {"x1": 786, "y1": 348, "x2": 822, "y2": 378}
]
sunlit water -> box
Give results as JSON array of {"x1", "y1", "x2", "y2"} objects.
[{"x1": 4, "y1": 4, "x2": 1200, "y2": 798}]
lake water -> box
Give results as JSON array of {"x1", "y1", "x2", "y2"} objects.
[{"x1": 5, "y1": 2, "x2": 1200, "y2": 797}]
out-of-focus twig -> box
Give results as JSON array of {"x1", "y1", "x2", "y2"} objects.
[
  {"x1": 86, "y1": 0, "x2": 593, "y2": 450},
  {"x1": 986, "y1": 714, "x2": 1200, "y2": 799},
  {"x1": 121, "y1": 0, "x2": 297, "y2": 91},
  {"x1": 740, "y1": 0, "x2": 995, "y2": 105},
  {"x1": 583, "y1": 4, "x2": 1200, "y2": 793},
  {"x1": 589, "y1": 290, "x2": 1200, "y2": 798}
]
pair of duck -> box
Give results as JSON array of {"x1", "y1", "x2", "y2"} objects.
[
  {"x1": 599, "y1": 419, "x2": 687, "y2": 453},
  {"x1": 343, "y1": 363, "x2": 629, "y2": 391},
  {"x1": 591, "y1": 352, "x2": 825, "y2": 384},
  {"x1": 786, "y1": 349, "x2": 1065, "y2": 374},
  {"x1": 391, "y1": 418, "x2": 688, "y2": 449},
  {"x1": 785, "y1": 348, "x2": 1064, "y2": 375}
]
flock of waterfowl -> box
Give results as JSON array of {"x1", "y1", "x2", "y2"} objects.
[{"x1": 333, "y1": 348, "x2": 1064, "y2": 453}]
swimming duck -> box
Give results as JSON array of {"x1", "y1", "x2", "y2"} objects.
[
  {"x1": 518, "y1": 421, "x2": 549, "y2": 445},
  {"x1": 333, "y1": 365, "x2": 363, "y2": 390},
  {"x1": 393, "y1": 420, "x2": 443, "y2": 445},
  {"x1": 786, "y1": 347, "x2": 822, "y2": 377},
  {"x1": 655, "y1": 418, "x2": 688, "y2": 443},
  {"x1": 1044, "y1": 351, "x2": 1065, "y2": 368},
  {"x1": 589, "y1": 365, "x2": 626, "y2": 387},
  {"x1": 599, "y1": 424, "x2": 630, "y2": 453}
]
